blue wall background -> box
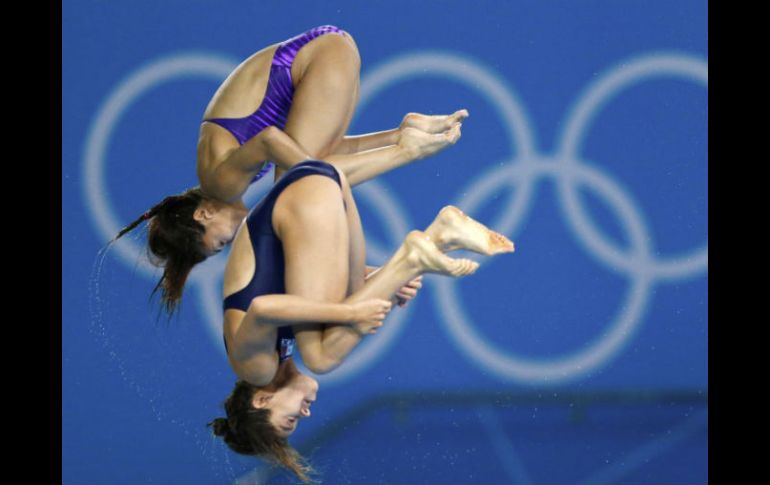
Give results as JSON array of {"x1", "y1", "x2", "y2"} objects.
[{"x1": 63, "y1": 1, "x2": 708, "y2": 484}]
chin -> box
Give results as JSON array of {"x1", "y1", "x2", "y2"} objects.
[{"x1": 306, "y1": 375, "x2": 319, "y2": 390}]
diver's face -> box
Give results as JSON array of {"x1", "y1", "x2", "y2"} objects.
[
  {"x1": 255, "y1": 374, "x2": 319, "y2": 438},
  {"x1": 193, "y1": 203, "x2": 240, "y2": 256}
]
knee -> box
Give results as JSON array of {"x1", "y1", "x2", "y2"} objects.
[
  {"x1": 304, "y1": 354, "x2": 341, "y2": 375},
  {"x1": 343, "y1": 35, "x2": 361, "y2": 69},
  {"x1": 317, "y1": 33, "x2": 360, "y2": 75},
  {"x1": 331, "y1": 30, "x2": 361, "y2": 68}
]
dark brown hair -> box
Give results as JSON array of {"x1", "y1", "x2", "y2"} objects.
[
  {"x1": 114, "y1": 187, "x2": 209, "y2": 315},
  {"x1": 209, "y1": 380, "x2": 315, "y2": 483}
]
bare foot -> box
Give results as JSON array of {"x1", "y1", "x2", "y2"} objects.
[
  {"x1": 398, "y1": 125, "x2": 462, "y2": 161},
  {"x1": 424, "y1": 206, "x2": 515, "y2": 256},
  {"x1": 403, "y1": 230, "x2": 479, "y2": 277},
  {"x1": 401, "y1": 109, "x2": 469, "y2": 133}
]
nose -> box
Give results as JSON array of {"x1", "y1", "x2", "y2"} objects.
[{"x1": 300, "y1": 399, "x2": 312, "y2": 417}]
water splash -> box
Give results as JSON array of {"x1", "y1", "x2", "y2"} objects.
[{"x1": 87, "y1": 237, "x2": 235, "y2": 482}]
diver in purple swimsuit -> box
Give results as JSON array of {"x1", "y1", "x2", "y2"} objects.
[{"x1": 115, "y1": 24, "x2": 469, "y2": 314}]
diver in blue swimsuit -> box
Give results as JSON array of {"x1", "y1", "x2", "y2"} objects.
[{"x1": 210, "y1": 153, "x2": 513, "y2": 481}]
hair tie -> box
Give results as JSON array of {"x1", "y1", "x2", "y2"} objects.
[{"x1": 142, "y1": 211, "x2": 152, "y2": 220}]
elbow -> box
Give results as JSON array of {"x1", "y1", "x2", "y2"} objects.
[
  {"x1": 260, "y1": 125, "x2": 282, "y2": 147},
  {"x1": 248, "y1": 297, "x2": 271, "y2": 320}
]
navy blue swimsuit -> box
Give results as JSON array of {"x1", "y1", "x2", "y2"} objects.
[{"x1": 223, "y1": 160, "x2": 342, "y2": 362}]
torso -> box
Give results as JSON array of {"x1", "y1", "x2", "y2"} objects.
[
  {"x1": 196, "y1": 43, "x2": 282, "y2": 182},
  {"x1": 222, "y1": 203, "x2": 284, "y2": 382}
]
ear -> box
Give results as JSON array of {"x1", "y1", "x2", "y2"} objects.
[
  {"x1": 193, "y1": 204, "x2": 213, "y2": 223},
  {"x1": 252, "y1": 391, "x2": 273, "y2": 409}
]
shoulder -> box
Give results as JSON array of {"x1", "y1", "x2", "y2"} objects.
[{"x1": 234, "y1": 349, "x2": 279, "y2": 387}]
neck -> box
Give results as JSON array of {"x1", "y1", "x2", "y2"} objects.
[
  {"x1": 271, "y1": 358, "x2": 300, "y2": 389},
  {"x1": 230, "y1": 199, "x2": 248, "y2": 219},
  {"x1": 213, "y1": 198, "x2": 248, "y2": 223}
]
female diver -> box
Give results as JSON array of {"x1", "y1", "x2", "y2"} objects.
[
  {"x1": 114, "y1": 25, "x2": 468, "y2": 314},
  {"x1": 208, "y1": 158, "x2": 514, "y2": 481}
]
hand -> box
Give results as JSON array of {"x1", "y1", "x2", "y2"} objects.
[
  {"x1": 395, "y1": 275, "x2": 423, "y2": 307},
  {"x1": 350, "y1": 299, "x2": 392, "y2": 335}
]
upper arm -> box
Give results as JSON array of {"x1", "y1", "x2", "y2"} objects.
[
  {"x1": 235, "y1": 352, "x2": 279, "y2": 387},
  {"x1": 199, "y1": 127, "x2": 276, "y2": 202},
  {"x1": 229, "y1": 307, "x2": 280, "y2": 385},
  {"x1": 230, "y1": 306, "x2": 277, "y2": 361}
]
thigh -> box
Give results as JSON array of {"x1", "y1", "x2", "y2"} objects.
[
  {"x1": 338, "y1": 171, "x2": 366, "y2": 296},
  {"x1": 272, "y1": 174, "x2": 350, "y2": 357},
  {"x1": 281, "y1": 35, "x2": 361, "y2": 164},
  {"x1": 273, "y1": 174, "x2": 350, "y2": 300}
]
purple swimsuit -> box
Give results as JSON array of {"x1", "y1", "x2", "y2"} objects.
[{"x1": 204, "y1": 25, "x2": 346, "y2": 183}]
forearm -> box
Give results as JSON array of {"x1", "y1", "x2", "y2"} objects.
[
  {"x1": 213, "y1": 127, "x2": 311, "y2": 201},
  {"x1": 260, "y1": 127, "x2": 313, "y2": 171},
  {"x1": 249, "y1": 294, "x2": 353, "y2": 328},
  {"x1": 334, "y1": 128, "x2": 401, "y2": 155},
  {"x1": 264, "y1": 126, "x2": 415, "y2": 186}
]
